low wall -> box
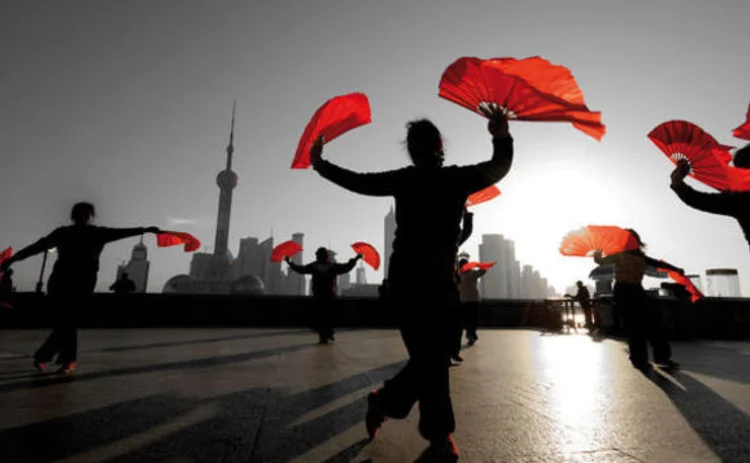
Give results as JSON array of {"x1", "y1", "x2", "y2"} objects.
[{"x1": 0, "y1": 293, "x2": 749, "y2": 340}]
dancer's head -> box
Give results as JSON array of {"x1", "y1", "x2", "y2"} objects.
[
  {"x1": 315, "y1": 247, "x2": 329, "y2": 263},
  {"x1": 120, "y1": 272, "x2": 130, "y2": 280},
  {"x1": 733, "y1": 143, "x2": 750, "y2": 169},
  {"x1": 625, "y1": 228, "x2": 646, "y2": 251},
  {"x1": 405, "y1": 119, "x2": 444, "y2": 168},
  {"x1": 576, "y1": 280, "x2": 584, "y2": 288},
  {"x1": 71, "y1": 202, "x2": 95, "y2": 226}
]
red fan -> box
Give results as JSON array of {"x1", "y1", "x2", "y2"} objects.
[
  {"x1": 648, "y1": 120, "x2": 733, "y2": 191},
  {"x1": 466, "y1": 185, "x2": 501, "y2": 207},
  {"x1": 559, "y1": 225, "x2": 640, "y2": 257},
  {"x1": 733, "y1": 102, "x2": 750, "y2": 141},
  {"x1": 460, "y1": 261, "x2": 496, "y2": 273},
  {"x1": 351, "y1": 242, "x2": 380, "y2": 270},
  {"x1": 0, "y1": 247, "x2": 11, "y2": 267},
  {"x1": 156, "y1": 232, "x2": 201, "y2": 252},
  {"x1": 657, "y1": 264, "x2": 703, "y2": 303},
  {"x1": 438, "y1": 57, "x2": 605, "y2": 141},
  {"x1": 271, "y1": 240, "x2": 303, "y2": 262},
  {"x1": 292, "y1": 92, "x2": 372, "y2": 169}
]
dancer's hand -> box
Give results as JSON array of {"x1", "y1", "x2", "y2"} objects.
[
  {"x1": 283, "y1": 256, "x2": 291, "y2": 264},
  {"x1": 671, "y1": 160, "x2": 690, "y2": 187},
  {"x1": 310, "y1": 136, "x2": 325, "y2": 167},
  {"x1": 145, "y1": 226, "x2": 161, "y2": 234},
  {"x1": 592, "y1": 250, "x2": 603, "y2": 262},
  {"x1": 0, "y1": 259, "x2": 11, "y2": 273},
  {"x1": 486, "y1": 108, "x2": 509, "y2": 139}
]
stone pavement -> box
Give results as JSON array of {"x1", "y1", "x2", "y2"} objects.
[{"x1": 0, "y1": 328, "x2": 749, "y2": 462}]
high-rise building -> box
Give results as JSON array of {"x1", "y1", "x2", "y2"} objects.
[
  {"x1": 287, "y1": 233, "x2": 306, "y2": 296},
  {"x1": 705, "y1": 268, "x2": 742, "y2": 297},
  {"x1": 116, "y1": 238, "x2": 150, "y2": 292},
  {"x1": 384, "y1": 205, "x2": 396, "y2": 279},
  {"x1": 356, "y1": 264, "x2": 367, "y2": 285}
]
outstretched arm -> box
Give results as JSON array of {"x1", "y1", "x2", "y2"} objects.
[
  {"x1": 336, "y1": 255, "x2": 362, "y2": 274},
  {"x1": 593, "y1": 250, "x2": 617, "y2": 266},
  {"x1": 309, "y1": 136, "x2": 402, "y2": 197},
  {"x1": 3, "y1": 228, "x2": 62, "y2": 269},
  {"x1": 98, "y1": 226, "x2": 160, "y2": 245},
  {"x1": 646, "y1": 256, "x2": 683, "y2": 274},
  {"x1": 285, "y1": 257, "x2": 313, "y2": 275}
]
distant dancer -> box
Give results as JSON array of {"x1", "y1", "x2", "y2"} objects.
[
  {"x1": 450, "y1": 208, "x2": 474, "y2": 365},
  {"x1": 285, "y1": 248, "x2": 361, "y2": 344},
  {"x1": 564, "y1": 280, "x2": 594, "y2": 330},
  {"x1": 0, "y1": 202, "x2": 160, "y2": 374},
  {"x1": 457, "y1": 256, "x2": 487, "y2": 346},
  {"x1": 109, "y1": 272, "x2": 136, "y2": 294},
  {"x1": 593, "y1": 229, "x2": 683, "y2": 371},
  {"x1": 670, "y1": 147, "x2": 750, "y2": 251},
  {"x1": 308, "y1": 108, "x2": 513, "y2": 461}
]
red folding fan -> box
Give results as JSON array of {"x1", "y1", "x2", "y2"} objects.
[
  {"x1": 657, "y1": 264, "x2": 703, "y2": 303},
  {"x1": 559, "y1": 225, "x2": 640, "y2": 257},
  {"x1": 460, "y1": 261, "x2": 496, "y2": 273},
  {"x1": 466, "y1": 185, "x2": 501, "y2": 207},
  {"x1": 733, "y1": 102, "x2": 750, "y2": 141},
  {"x1": 292, "y1": 92, "x2": 372, "y2": 169},
  {"x1": 351, "y1": 242, "x2": 380, "y2": 270},
  {"x1": 438, "y1": 57, "x2": 605, "y2": 141},
  {"x1": 156, "y1": 232, "x2": 201, "y2": 252},
  {"x1": 648, "y1": 120, "x2": 734, "y2": 191},
  {"x1": 271, "y1": 240, "x2": 303, "y2": 262}
]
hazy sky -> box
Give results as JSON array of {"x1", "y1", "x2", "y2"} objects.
[{"x1": 1, "y1": 0, "x2": 749, "y2": 294}]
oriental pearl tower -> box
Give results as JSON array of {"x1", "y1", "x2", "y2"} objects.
[{"x1": 212, "y1": 101, "x2": 238, "y2": 276}]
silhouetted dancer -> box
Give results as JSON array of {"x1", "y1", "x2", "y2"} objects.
[
  {"x1": 308, "y1": 108, "x2": 512, "y2": 461},
  {"x1": 284, "y1": 248, "x2": 362, "y2": 344},
  {"x1": 457, "y1": 256, "x2": 487, "y2": 347},
  {"x1": 670, "y1": 147, "x2": 750, "y2": 251},
  {"x1": 0, "y1": 202, "x2": 160, "y2": 374},
  {"x1": 0, "y1": 268, "x2": 14, "y2": 307},
  {"x1": 450, "y1": 210, "x2": 475, "y2": 364},
  {"x1": 564, "y1": 280, "x2": 594, "y2": 331},
  {"x1": 593, "y1": 229, "x2": 683, "y2": 372},
  {"x1": 109, "y1": 272, "x2": 136, "y2": 294}
]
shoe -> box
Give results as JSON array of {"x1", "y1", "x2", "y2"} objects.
[
  {"x1": 33, "y1": 360, "x2": 46, "y2": 372},
  {"x1": 449, "y1": 356, "x2": 463, "y2": 367},
  {"x1": 328, "y1": 335, "x2": 336, "y2": 342},
  {"x1": 57, "y1": 362, "x2": 76, "y2": 375},
  {"x1": 318, "y1": 337, "x2": 329, "y2": 345},
  {"x1": 467, "y1": 335, "x2": 478, "y2": 346},
  {"x1": 365, "y1": 391, "x2": 387, "y2": 441},
  {"x1": 655, "y1": 360, "x2": 680, "y2": 371},
  {"x1": 414, "y1": 435, "x2": 459, "y2": 463},
  {"x1": 631, "y1": 361, "x2": 652, "y2": 373}
]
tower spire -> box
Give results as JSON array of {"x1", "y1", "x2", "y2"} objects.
[{"x1": 226, "y1": 99, "x2": 236, "y2": 170}]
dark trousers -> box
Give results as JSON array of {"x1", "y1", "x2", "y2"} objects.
[
  {"x1": 613, "y1": 283, "x2": 671, "y2": 364},
  {"x1": 313, "y1": 296, "x2": 336, "y2": 340},
  {"x1": 463, "y1": 301, "x2": 480, "y2": 339},
  {"x1": 35, "y1": 328, "x2": 78, "y2": 365},
  {"x1": 376, "y1": 285, "x2": 457, "y2": 441},
  {"x1": 581, "y1": 302, "x2": 594, "y2": 328}
]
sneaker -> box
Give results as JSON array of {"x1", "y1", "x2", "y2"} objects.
[
  {"x1": 57, "y1": 362, "x2": 76, "y2": 375},
  {"x1": 467, "y1": 335, "x2": 478, "y2": 346},
  {"x1": 449, "y1": 355, "x2": 463, "y2": 367},
  {"x1": 365, "y1": 391, "x2": 387, "y2": 441},
  {"x1": 415, "y1": 435, "x2": 459, "y2": 463},
  {"x1": 318, "y1": 337, "x2": 329, "y2": 345},
  {"x1": 33, "y1": 360, "x2": 46, "y2": 372}
]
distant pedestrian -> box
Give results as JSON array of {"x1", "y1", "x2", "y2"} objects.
[{"x1": 565, "y1": 280, "x2": 594, "y2": 330}]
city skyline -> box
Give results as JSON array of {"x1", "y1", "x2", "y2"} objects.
[{"x1": 1, "y1": 1, "x2": 749, "y2": 295}]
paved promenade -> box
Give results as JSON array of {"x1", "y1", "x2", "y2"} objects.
[{"x1": 1, "y1": 328, "x2": 749, "y2": 462}]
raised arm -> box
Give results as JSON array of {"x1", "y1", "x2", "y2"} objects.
[
  {"x1": 458, "y1": 210, "x2": 474, "y2": 245},
  {"x1": 97, "y1": 226, "x2": 160, "y2": 245},
  {"x1": 455, "y1": 110, "x2": 514, "y2": 194},
  {"x1": 670, "y1": 160, "x2": 745, "y2": 216},
  {"x1": 592, "y1": 250, "x2": 617, "y2": 266}
]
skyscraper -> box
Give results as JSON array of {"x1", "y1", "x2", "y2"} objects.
[
  {"x1": 211, "y1": 101, "x2": 238, "y2": 278},
  {"x1": 384, "y1": 205, "x2": 396, "y2": 278},
  {"x1": 116, "y1": 238, "x2": 150, "y2": 292}
]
